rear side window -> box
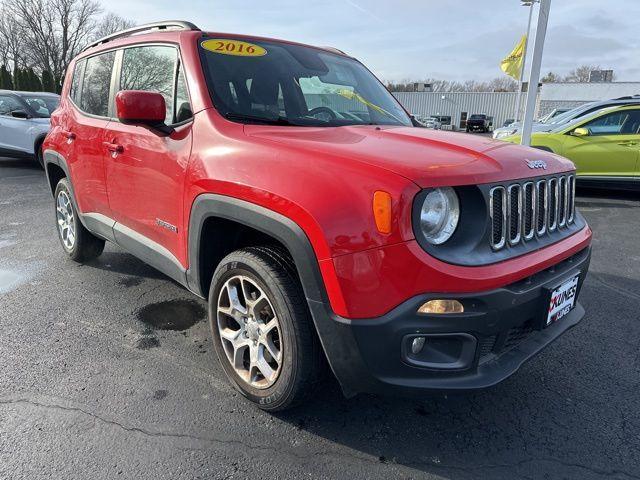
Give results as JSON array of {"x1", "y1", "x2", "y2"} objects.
[
  {"x1": 70, "y1": 60, "x2": 85, "y2": 104},
  {"x1": 120, "y1": 45, "x2": 178, "y2": 124},
  {"x1": 80, "y1": 51, "x2": 115, "y2": 117}
]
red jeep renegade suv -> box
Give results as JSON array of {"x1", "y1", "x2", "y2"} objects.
[{"x1": 43, "y1": 21, "x2": 592, "y2": 411}]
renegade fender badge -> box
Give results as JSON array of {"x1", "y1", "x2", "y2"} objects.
[
  {"x1": 526, "y1": 159, "x2": 547, "y2": 170},
  {"x1": 156, "y1": 218, "x2": 178, "y2": 233}
]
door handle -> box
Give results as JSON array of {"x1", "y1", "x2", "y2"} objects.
[
  {"x1": 61, "y1": 130, "x2": 76, "y2": 141},
  {"x1": 103, "y1": 142, "x2": 124, "y2": 154},
  {"x1": 617, "y1": 141, "x2": 638, "y2": 147}
]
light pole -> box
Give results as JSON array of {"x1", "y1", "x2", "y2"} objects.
[
  {"x1": 521, "y1": 0, "x2": 551, "y2": 146},
  {"x1": 513, "y1": 0, "x2": 538, "y2": 122}
]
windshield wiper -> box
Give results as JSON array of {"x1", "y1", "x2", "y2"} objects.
[{"x1": 224, "y1": 112, "x2": 299, "y2": 126}]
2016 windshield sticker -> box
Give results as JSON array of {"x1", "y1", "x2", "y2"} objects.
[{"x1": 201, "y1": 39, "x2": 267, "y2": 57}]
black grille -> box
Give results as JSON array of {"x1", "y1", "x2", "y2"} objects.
[
  {"x1": 558, "y1": 177, "x2": 567, "y2": 226},
  {"x1": 490, "y1": 175, "x2": 575, "y2": 251},
  {"x1": 508, "y1": 185, "x2": 521, "y2": 244},
  {"x1": 568, "y1": 176, "x2": 575, "y2": 222},
  {"x1": 548, "y1": 178, "x2": 557, "y2": 231},
  {"x1": 490, "y1": 187, "x2": 505, "y2": 249},
  {"x1": 479, "y1": 335, "x2": 496, "y2": 356},
  {"x1": 523, "y1": 182, "x2": 534, "y2": 239},
  {"x1": 503, "y1": 321, "x2": 535, "y2": 351},
  {"x1": 536, "y1": 180, "x2": 547, "y2": 234}
]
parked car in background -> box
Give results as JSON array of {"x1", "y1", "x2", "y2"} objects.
[
  {"x1": 537, "y1": 108, "x2": 571, "y2": 124},
  {"x1": 0, "y1": 90, "x2": 60, "y2": 167},
  {"x1": 410, "y1": 114, "x2": 428, "y2": 127},
  {"x1": 43, "y1": 21, "x2": 592, "y2": 411},
  {"x1": 423, "y1": 116, "x2": 442, "y2": 129},
  {"x1": 493, "y1": 96, "x2": 640, "y2": 140},
  {"x1": 466, "y1": 114, "x2": 493, "y2": 133},
  {"x1": 502, "y1": 105, "x2": 640, "y2": 190}
]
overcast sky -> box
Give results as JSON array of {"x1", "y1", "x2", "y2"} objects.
[{"x1": 102, "y1": 0, "x2": 637, "y2": 82}]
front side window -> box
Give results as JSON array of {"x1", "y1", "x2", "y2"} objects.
[
  {"x1": 0, "y1": 95, "x2": 27, "y2": 116},
  {"x1": 175, "y1": 64, "x2": 192, "y2": 123},
  {"x1": 80, "y1": 51, "x2": 115, "y2": 117},
  {"x1": 120, "y1": 45, "x2": 177, "y2": 124},
  {"x1": 199, "y1": 37, "x2": 412, "y2": 127},
  {"x1": 583, "y1": 110, "x2": 640, "y2": 136}
]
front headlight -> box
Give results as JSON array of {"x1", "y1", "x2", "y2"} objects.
[{"x1": 418, "y1": 187, "x2": 460, "y2": 245}]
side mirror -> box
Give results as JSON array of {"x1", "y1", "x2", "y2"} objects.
[
  {"x1": 11, "y1": 109, "x2": 30, "y2": 119},
  {"x1": 115, "y1": 90, "x2": 172, "y2": 133},
  {"x1": 571, "y1": 127, "x2": 590, "y2": 137}
]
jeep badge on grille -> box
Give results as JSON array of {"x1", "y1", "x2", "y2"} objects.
[{"x1": 526, "y1": 159, "x2": 547, "y2": 170}]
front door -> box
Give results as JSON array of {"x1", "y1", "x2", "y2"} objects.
[
  {"x1": 104, "y1": 45, "x2": 193, "y2": 266},
  {"x1": 562, "y1": 108, "x2": 640, "y2": 179},
  {"x1": 0, "y1": 94, "x2": 34, "y2": 155}
]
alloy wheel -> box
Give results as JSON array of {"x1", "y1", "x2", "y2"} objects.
[
  {"x1": 56, "y1": 190, "x2": 75, "y2": 250},
  {"x1": 217, "y1": 275, "x2": 283, "y2": 389}
]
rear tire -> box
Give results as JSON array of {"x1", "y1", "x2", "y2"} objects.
[
  {"x1": 54, "y1": 178, "x2": 105, "y2": 262},
  {"x1": 209, "y1": 246, "x2": 324, "y2": 411}
]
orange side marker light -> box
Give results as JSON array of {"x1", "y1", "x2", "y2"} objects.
[{"x1": 373, "y1": 191, "x2": 392, "y2": 234}]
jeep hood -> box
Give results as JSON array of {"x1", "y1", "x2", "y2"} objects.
[{"x1": 245, "y1": 125, "x2": 575, "y2": 188}]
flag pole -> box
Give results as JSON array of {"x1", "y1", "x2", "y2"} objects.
[
  {"x1": 521, "y1": 0, "x2": 550, "y2": 146},
  {"x1": 513, "y1": 1, "x2": 535, "y2": 122}
]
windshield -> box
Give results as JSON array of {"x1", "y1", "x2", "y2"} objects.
[
  {"x1": 198, "y1": 37, "x2": 412, "y2": 127},
  {"x1": 469, "y1": 114, "x2": 485, "y2": 120},
  {"x1": 19, "y1": 94, "x2": 59, "y2": 118},
  {"x1": 547, "y1": 104, "x2": 593, "y2": 126}
]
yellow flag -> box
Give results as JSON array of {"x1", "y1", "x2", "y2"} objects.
[{"x1": 501, "y1": 35, "x2": 527, "y2": 80}]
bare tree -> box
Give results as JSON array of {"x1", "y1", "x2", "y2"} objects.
[
  {"x1": 387, "y1": 77, "x2": 518, "y2": 93},
  {"x1": 564, "y1": 65, "x2": 600, "y2": 83},
  {"x1": 3, "y1": 0, "x2": 101, "y2": 85},
  {"x1": 94, "y1": 12, "x2": 135, "y2": 39},
  {"x1": 541, "y1": 71, "x2": 561, "y2": 83},
  {"x1": 0, "y1": 5, "x2": 27, "y2": 68}
]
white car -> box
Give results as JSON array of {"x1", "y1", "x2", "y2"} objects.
[
  {"x1": 0, "y1": 90, "x2": 60, "y2": 167},
  {"x1": 423, "y1": 116, "x2": 442, "y2": 129},
  {"x1": 412, "y1": 114, "x2": 442, "y2": 129}
]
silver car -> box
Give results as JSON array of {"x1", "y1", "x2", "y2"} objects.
[{"x1": 0, "y1": 90, "x2": 60, "y2": 167}]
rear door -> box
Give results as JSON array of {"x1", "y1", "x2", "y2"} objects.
[
  {"x1": 66, "y1": 51, "x2": 116, "y2": 218},
  {"x1": 104, "y1": 44, "x2": 193, "y2": 266},
  {"x1": 561, "y1": 109, "x2": 640, "y2": 179}
]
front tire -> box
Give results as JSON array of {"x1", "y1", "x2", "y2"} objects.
[
  {"x1": 209, "y1": 246, "x2": 324, "y2": 411},
  {"x1": 54, "y1": 178, "x2": 105, "y2": 262},
  {"x1": 35, "y1": 142, "x2": 44, "y2": 169}
]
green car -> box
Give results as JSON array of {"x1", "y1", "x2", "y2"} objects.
[{"x1": 504, "y1": 105, "x2": 640, "y2": 189}]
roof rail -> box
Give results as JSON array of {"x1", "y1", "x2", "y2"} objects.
[
  {"x1": 83, "y1": 20, "x2": 200, "y2": 52},
  {"x1": 613, "y1": 95, "x2": 640, "y2": 100},
  {"x1": 321, "y1": 46, "x2": 347, "y2": 55}
]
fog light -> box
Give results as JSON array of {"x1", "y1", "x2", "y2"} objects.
[
  {"x1": 418, "y1": 299, "x2": 464, "y2": 314},
  {"x1": 411, "y1": 337, "x2": 426, "y2": 354}
]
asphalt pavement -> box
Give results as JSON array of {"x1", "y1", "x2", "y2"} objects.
[{"x1": 1, "y1": 156, "x2": 639, "y2": 480}]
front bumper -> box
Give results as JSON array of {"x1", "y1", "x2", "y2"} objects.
[{"x1": 311, "y1": 247, "x2": 590, "y2": 398}]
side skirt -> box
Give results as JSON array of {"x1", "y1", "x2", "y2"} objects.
[{"x1": 80, "y1": 212, "x2": 190, "y2": 290}]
